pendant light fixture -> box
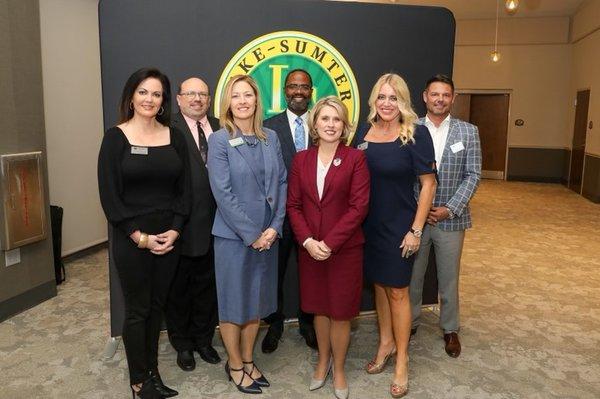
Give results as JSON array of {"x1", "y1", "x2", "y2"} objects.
[
  {"x1": 491, "y1": 0, "x2": 501, "y2": 62},
  {"x1": 505, "y1": 0, "x2": 519, "y2": 14}
]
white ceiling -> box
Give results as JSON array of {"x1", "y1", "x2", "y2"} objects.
[{"x1": 344, "y1": 0, "x2": 588, "y2": 19}]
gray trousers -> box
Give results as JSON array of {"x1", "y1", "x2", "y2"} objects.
[{"x1": 409, "y1": 224, "x2": 465, "y2": 333}]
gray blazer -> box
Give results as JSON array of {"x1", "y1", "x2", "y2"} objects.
[
  {"x1": 207, "y1": 127, "x2": 287, "y2": 246},
  {"x1": 418, "y1": 116, "x2": 482, "y2": 231}
]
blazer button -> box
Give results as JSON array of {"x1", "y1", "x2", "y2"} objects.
[{"x1": 267, "y1": 196, "x2": 273, "y2": 203}]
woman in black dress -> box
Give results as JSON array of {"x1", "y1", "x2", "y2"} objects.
[
  {"x1": 98, "y1": 68, "x2": 190, "y2": 399},
  {"x1": 352, "y1": 73, "x2": 436, "y2": 398}
]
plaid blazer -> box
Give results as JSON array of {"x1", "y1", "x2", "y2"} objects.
[{"x1": 417, "y1": 116, "x2": 482, "y2": 231}]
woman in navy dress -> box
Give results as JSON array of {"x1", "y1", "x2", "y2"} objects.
[
  {"x1": 352, "y1": 73, "x2": 436, "y2": 398},
  {"x1": 207, "y1": 75, "x2": 286, "y2": 394}
]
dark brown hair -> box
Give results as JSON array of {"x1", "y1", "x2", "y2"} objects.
[{"x1": 118, "y1": 67, "x2": 172, "y2": 125}]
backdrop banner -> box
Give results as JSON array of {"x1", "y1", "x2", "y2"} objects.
[{"x1": 99, "y1": 0, "x2": 454, "y2": 337}]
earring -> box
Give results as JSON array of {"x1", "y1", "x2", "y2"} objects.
[{"x1": 158, "y1": 106, "x2": 164, "y2": 116}]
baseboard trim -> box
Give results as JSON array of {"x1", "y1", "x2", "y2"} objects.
[
  {"x1": 0, "y1": 281, "x2": 57, "y2": 322},
  {"x1": 507, "y1": 175, "x2": 563, "y2": 183},
  {"x1": 63, "y1": 241, "x2": 108, "y2": 263}
]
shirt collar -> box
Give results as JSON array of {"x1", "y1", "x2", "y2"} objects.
[
  {"x1": 286, "y1": 108, "x2": 308, "y2": 123},
  {"x1": 425, "y1": 113, "x2": 451, "y2": 129},
  {"x1": 181, "y1": 112, "x2": 209, "y2": 126}
]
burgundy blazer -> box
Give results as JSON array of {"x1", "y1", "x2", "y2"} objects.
[{"x1": 286, "y1": 144, "x2": 370, "y2": 253}]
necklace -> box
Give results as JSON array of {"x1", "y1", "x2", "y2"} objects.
[{"x1": 242, "y1": 134, "x2": 259, "y2": 147}]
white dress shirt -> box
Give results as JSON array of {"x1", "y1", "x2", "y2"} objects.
[
  {"x1": 424, "y1": 114, "x2": 451, "y2": 167},
  {"x1": 286, "y1": 108, "x2": 309, "y2": 150}
]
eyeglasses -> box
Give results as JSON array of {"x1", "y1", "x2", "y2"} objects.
[
  {"x1": 285, "y1": 84, "x2": 312, "y2": 91},
  {"x1": 180, "y1": 91, "x2": 210, "y2": 100},
  {"x1": 376, "y1": 94, "x2": 399, "y2": 103}
]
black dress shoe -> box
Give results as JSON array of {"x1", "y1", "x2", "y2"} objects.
[
  {"x1": 149, "y1": 369, "x2": 178, "y2": 398},
  {"x1": 197, "y1": 345, "x2": 221, "y2": 364},
  {"x1": 299, "y1": 325, "x2": 318, "y2": 350},
  {"x1": 131, "y1": 378, "x2": 163, "y2": 399},
  {"x1": 261, "y1": 323, "x2": 283, "y2": 353},
  {"x1": 176, "y1": 350, "x2": 196, "y2": 371}
]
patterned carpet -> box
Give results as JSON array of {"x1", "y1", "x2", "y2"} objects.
[{"x1": 1, "y1": 181, "x2": 599, "y2": 398}]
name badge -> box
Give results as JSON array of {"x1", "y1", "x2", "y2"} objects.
[
  {"x1": 229, "y1": 137, "x2": 244, "y2": 147},
  {"x1": 357, "y1": 142, "x2": 368, "y2": 151},
  {"x1": 450, "y1": 141, "x2": 465, "y2": 154},
  {"x1": 131, "y1": 146, "x2": 148, "y2": 155}
]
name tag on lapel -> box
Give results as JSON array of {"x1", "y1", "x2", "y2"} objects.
[
  {"x1": 229, "y1": 137, "x2": 244, "y2": 147},
  {"x1": 450, "y1": 141, "x2": 465, "y2": 154},
  {"x1": 131, "y1": 146, "x2": 148, "y2": 155},
  {"x1": 357, "y1": 142, "x2": 368, "y2": 151}
]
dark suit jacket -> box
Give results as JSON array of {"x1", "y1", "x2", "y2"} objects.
[
  {"x1": 286, "y1": 145, "x2": 370, "y2": 253},
  {"x1": 263, "y1": 111, "x2": 297, "y2": 173},
  {"x1": 171, "y1": 112, "x2": 220, "y2": 257}
]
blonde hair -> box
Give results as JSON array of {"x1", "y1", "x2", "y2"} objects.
[
  {"x1": 308, "y1": 96, "x2": 352, "y2": 145},
  {"x1": 219, "y1": 75, "x2": 266, "y2": 140},
  {"x1": 367, "y1": 73, "x2": 418, "y2": 145}
]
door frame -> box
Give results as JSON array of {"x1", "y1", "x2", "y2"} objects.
[
  {"x1": 455, "y1": 89, "x2": 512, "y2": 180},
  {"x1": 567, "y1": 87, "x2": 591, "y2": 194}
]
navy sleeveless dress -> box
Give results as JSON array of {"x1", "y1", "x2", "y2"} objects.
[{"x1": 352, "y1": 123, "x2": 436, "y2": 288}]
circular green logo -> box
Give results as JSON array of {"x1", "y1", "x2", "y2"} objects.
[{"x1": 215, "y1": 31, "x2": 360, "y2": 129}]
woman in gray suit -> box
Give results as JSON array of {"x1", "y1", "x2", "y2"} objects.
[{"x1": 207, "y1": 75, "x2": 287, "y2": 394}]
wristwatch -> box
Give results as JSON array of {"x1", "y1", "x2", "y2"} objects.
[
  {"x1": 410, "y1": 228, "x2": 423, "y2": 238},
  {"x1": 445, "y1": 206, "x2": 455, "y2": 219}
]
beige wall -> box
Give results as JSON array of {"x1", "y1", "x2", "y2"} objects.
[
  {"x1": 570, "y1": 1, "x2": 600, "y2": 156},
  {"x1": 456, "y1": 17, "x2": 570, "y2": 45},
  {"x1": 571, "y1": 0, "x2": 600, "y2": 42},
  {"x1": 39, "y1": 0, "x2": 106, "y2": 255},
  {"x1": 454, "y1": 18, "x2": 572, "y2": 149},
  {"x1": 453, "y1": 44, "x2": 572, "y2": 149}
]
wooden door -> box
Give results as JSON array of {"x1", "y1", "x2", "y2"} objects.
[
  {"x1": 569, "y1": 90, "x2": 590, "y2": 193},
  {"x1": 452, "y1": 93, "x2": 471, "y2": 122},
  {"x1": 469, "y1": 94, "x2": 509, "y2": 179}
]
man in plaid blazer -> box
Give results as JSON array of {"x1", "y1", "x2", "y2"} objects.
[{"x1": 409, "y1": 74, "x2": 481, "y2": 358}]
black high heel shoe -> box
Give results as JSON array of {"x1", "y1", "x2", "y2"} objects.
[
  {"x1": 149, "y1": 369, "x2": 178, "y2": 397},
  {"x1": 130, "y1": 378, "x2": 164, "y2": 399},
  {"x1": 243, "y1": 360, "x2": 270, "y2": 387},
  {"x1": 225, "y1": 362, "x2": 262, "y2": 394}
]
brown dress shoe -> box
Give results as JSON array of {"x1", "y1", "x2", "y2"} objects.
[{"x1": 444, "y1": 333, "x2": 461, "y2": 358}]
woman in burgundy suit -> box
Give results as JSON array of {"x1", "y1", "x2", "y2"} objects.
[{"x1": 287, "y1": 96, "x2": 370, "y2": 399}]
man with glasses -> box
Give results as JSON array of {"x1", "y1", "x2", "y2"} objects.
[
  {"x1": 166, "y1": 77, "x2": 221, "y2": 371},
  {"x1": 261, "y1": 69, "x2": 318, "y2": 353}
]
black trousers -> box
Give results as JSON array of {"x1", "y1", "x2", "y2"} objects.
[
  {"x1": 113, "y1": 211, "x2": 179, "y2": 385},
  {"x1": 263, "y1": 220, "x2": 313, "y2": 327},
  {"x1": 165, "y1": 250, "x2": 218, "y2": 351}
]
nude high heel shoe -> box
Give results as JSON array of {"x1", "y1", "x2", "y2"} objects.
[
  {"x1": 309, "y1": 359, "x2": 332, "y2": 391},
  {"x1": 365, "y1": 348, "x2": 397, "y2": 374}
]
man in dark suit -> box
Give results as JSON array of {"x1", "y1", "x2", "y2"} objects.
[
  {"x1": 261, "y1": 69, "x2": 317, "y2": 353},
  {"x1": 166, "y1": 77, "x2": 221, "y2": 371}
]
